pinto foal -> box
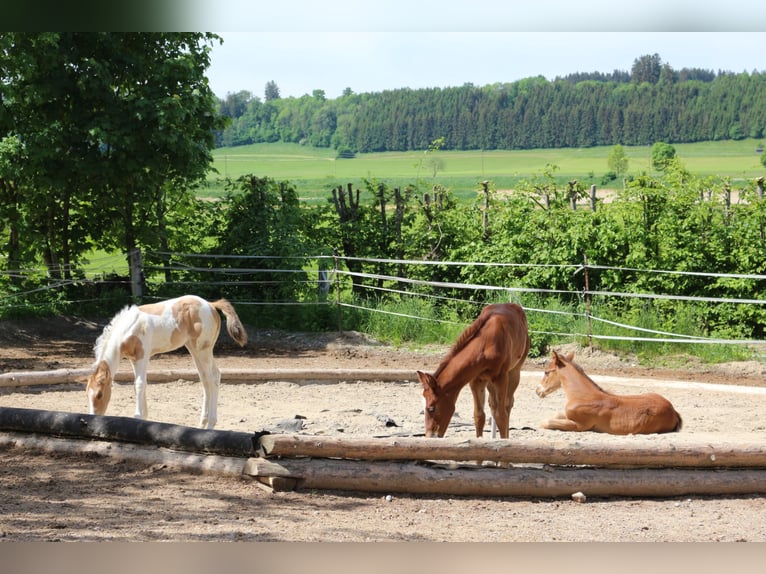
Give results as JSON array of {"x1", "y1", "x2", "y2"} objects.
[{"x1": 85, "y1": 295, "x2": 248, "y2": 429}]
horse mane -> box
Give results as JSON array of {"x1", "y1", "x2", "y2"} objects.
[
  {"x1": 433, "y1": 308, "x2": 494, "y2": 378},
  {"x1": 92, "y1": 305, "x2": 139, "y2": 367},
  {"x1": 561, "y1": 353, "x2": 610, "y2": 394}
]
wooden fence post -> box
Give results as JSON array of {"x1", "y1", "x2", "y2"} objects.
[
  {"x1": 333, "y1": 250, "x2": 342, "y2": 334},
  {"x1": 590, "y1": 184, "x2": 597, "y2": 212},
  {"x1": 129, "y1": 248, "x2": 143, "y2": 301},
  {"x1": 583, "y1": 255, "x2": 592, "y2": 347},
  {"x1": 481, "y1": 180, "x2": 490, "y2": 240}
]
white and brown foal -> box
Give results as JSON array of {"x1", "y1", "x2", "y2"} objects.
[{"x1": 85, "y1": 295, "x2": 248, "y2": 429}]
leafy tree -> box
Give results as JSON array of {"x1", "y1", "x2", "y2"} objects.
[
  {"x1": 607, "y1": 144, "x2": 629, "y2": 177},
  {"x1": 651, "y1": 142, "x2": 677, "y2": 171},
  {"x1": 264, "y1": 80, "x2": 280, "y2": 101},
  {"x1": 1, "y1": 33, "x2": 225, "y2": 279},
  {"x1": 213, "y1": 175, "x2": 309, "y2": 301},
  {"x1": 219, "y1": 90, "x2": 252, "y2": 118}
]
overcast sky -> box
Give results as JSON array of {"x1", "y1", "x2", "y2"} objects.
[{"x1": 203, "y1": 2, "x2": 766, "y2": 100}]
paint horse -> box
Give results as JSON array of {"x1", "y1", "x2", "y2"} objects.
[
  {"x1": 535, "y1": 350, "x2": 682, "y2": 434},
  {"x1": 417, "y1": 303, "x2": 530, "y2": 438},
  {"x1": 85, "y1": 295, "x2": 248, "y2": 429}
]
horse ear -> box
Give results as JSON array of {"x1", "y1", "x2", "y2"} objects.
[
  {"x1": 552, "y1": 351, "x2": 567, "y2": 367},
  {"x1": 416, "y1": 370, "x2": 438, "y2": 392},
  {"x1": 565, "y1": 352, "x2": 575, "y2": 361}
]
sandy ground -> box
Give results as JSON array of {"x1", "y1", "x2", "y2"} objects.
[{"x1": 0, "y1": 316, "x2": 765, "y2": 542}]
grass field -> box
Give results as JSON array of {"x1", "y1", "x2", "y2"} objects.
[{"x1": 204, "y1": 139, "x2": 766, "y2": 201}]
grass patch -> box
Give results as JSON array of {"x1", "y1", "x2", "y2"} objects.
[{"x1": 206, "y1": 139, "x2": 766, "y2": 201}]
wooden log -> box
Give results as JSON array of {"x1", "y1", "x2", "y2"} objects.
[
  {"x1": 257, "y1": 434, "x2": 766, "y2": 468},
  {"x1": 4, "y1": 428, "x2": 766, "y2": 498},
  {"x1": 245, "y1": 456, "x2": 766, "y2": 497},
  {"x1": 0, "y1": 406, "x2": 258, "y2": 457},
  {"x1": 0, "y1": 431, "x2": 248, "y2": 476},
  {"x1": 0, "y1": 368, "x2": 419, "y2": 388},
  {"x1": 0, "y1": 368, "x2": 92, "y2": 387}
]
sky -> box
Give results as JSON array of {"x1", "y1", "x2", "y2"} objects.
[
  {"x1": 202, "y1": 1, "x2": 766, "y2": 101},
  {"x1": 207, "y1": 31, "x2": 766, "y2": 100}
]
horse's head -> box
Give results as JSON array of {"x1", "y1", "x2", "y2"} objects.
[
  {"x1": 535, "y1": 350, "x2": 574, "y2": 398},
  {"x1": 85, "y1": 361, "x2": 113, "y2": 415},
  {"x1": 417, "y1": 370, "x2": 455, "y2": 438}
]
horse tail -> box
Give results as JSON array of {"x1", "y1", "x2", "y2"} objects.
[
  {"x1": 211, "y1": 299, "x2": 248, "y2": 347},
  {"x1": 673, "y1": 411, "x2": 683, "y2": 432}
]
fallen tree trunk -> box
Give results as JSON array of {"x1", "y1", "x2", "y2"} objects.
[
  {"x1": 257, "y1": 433, "x2": 766, "y2": 468},
  {"x1": 0, "y1": 406, "x2": 258, "y2": 457},
  {"x1": 244, "y1": 456, "x2": 766, "y2": 497}
]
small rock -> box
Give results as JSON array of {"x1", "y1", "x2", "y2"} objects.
[
  {"x1": 571, "y1": 491, "x2": 587, "y2": 503},
  {"x1": 385, "y1": 495, "x2": 393, "y2": 502}
]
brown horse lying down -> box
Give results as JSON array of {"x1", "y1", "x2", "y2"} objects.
[
  {"x1": 417, "y1": 303, "x2": 530, "y2": 438},
  {"x1": 535, "y1": 350, "x2": 682, "y2": 434}
]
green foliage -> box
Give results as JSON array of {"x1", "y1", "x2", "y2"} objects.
[
  {"x1": 651, "y1": 142, "x2": 677, "y2": 171},
  {"x1": 1, "y1": 32, "x2": 224, "y2": 280},
  {"x1": 607, "y1": 144, "x2": 629, "y2": 176},
  {"x1": 216, "y1": 66, "x2": 766, "y2": 153},
  {"x1": 211, "y1": 175, "x2": 312, "y2": 302}
]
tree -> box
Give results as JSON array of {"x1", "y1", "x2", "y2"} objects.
[
  {"x1": 651, "y1": 142, "x2": 677, "y2": 171},
  {"x1": 219, "y1": 90, "x2": 252, "y2": 118},
  {"x1": 264, "y1": 80, "x2": 280, "y2": 101},
  {"x1": 0, "y1": 33, "x2": 225, "y2": 279},
  {"x1": 607, "y1": 144, "x2": 629, "y2": 177},
  {"x1": 631, "y1": 53, "x2": 663, "y2": 84}
]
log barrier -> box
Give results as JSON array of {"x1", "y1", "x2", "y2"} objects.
[
  {"x1": 2, "y1": 406, "x2": 766, "y2": 498},
  {"x1": 0, "y1": 368, "x2": 419, "y2": 388}
]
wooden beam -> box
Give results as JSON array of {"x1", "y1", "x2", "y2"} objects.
[
  {"x1": 0, "y1": 368, "x2": 420, "y2": 388},
  {"x1": 6, "y1": 429, "x2": 766, "y2": 498},
  {"x1": 257, "y1": 434, "x2": 766, "y2": 468},
  {"x1": 244, "y1": 456, "x2": 766, "y2": 497},
  {"x1": 0, "y1": 431, "x2": 248, "y2": 477}
]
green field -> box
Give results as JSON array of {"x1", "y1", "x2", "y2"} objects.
[{"x1": 204, "y1": 139, "x2": 766, "y2": 201}]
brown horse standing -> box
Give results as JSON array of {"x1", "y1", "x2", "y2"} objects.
[
  {"x1": 417, "y1": 303, "x2": 530, "y2": 438},
  {"x1": 536, "y1": 350, "x2": 683, "y2": 434}
]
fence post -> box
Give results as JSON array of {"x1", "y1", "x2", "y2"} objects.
[
  {"x1": 590, "y1": 184, "x2": 597, "y2": 212},
  {"x1": 129, "y1": 248, "x2": 143, "y2": 301},
  {"x1": 583, "y1": 255, "x2": 592, "y2": 347},
  {"x1": 481, "y1": 180, "x2": 490, "y2": 241},
  {"x1": 334, "y1": 250, "x2": 342, "y2": 334}
]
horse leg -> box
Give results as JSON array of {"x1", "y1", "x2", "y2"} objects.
[
  {"x1": 487, "y1": 379, "x2": 511, "y2": 439},
  {"x1": 188, "y1": 346, "x2": 220, "y2": 429},
  {"x1": 497, "y1": 367, "x2": 522, "y2": 438},
  {"x1": 130, "y1": 359, "x2": 150, "y2": 419},
  {"x1": 469, "y1": 379, "x2": 487, "y2": 437},
  {"x1": 541, "y1": 412, "x2": 587, "y2": 432}
]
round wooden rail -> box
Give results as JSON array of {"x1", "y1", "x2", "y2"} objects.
[{"x1": 0, "y1": 368, "x2": 419, "y2": 387}]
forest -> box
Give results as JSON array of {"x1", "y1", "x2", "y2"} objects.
[{"x1": 216, "y1": 54, "x2": 766, "y2": 152}]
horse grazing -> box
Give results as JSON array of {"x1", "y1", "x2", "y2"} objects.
[
  {"x1": 85, "y1": 295, "x2": 248, "y2": 429},
  {"x1": 535, "y1": 350, "x2": 682, "y2": 434},
  {"x1": 417, "y1": 303, "x2": 530, "y2": 438}
]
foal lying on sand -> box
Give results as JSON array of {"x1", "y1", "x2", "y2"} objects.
[
  {"x1": 536, "y1": 350, "x2": 682, "y2": 435},
  {"x1": 85, "y1": 295, "x2": 248, "y2": 429}
]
